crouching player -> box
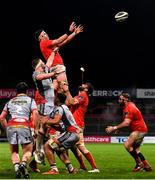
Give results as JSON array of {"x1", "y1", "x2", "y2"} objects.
[
  {"x1": 106, "y1": 92, "x2": 152, "y2": 172},
  {"x1": 41, "y1": 93, "x2": 80, "y2": 174}
]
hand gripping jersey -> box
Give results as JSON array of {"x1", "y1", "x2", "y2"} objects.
[{"x1": 50, "y1": 104, "x2": 79, "y2": 133}]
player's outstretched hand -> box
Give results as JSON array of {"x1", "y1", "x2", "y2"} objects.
[
  {"x1": 69, "y1": 21, "x2": 76, "y2": 32},
  {"x1": 75, "y1": 24, "x2": 84, "y2": 34}
]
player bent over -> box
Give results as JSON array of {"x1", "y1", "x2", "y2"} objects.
[
  {"x1": 0, "y1": 82, "x2": 38, "y2": 178},
  {"x1": 41, "y1": 93, "x2": 80, "y2": 174}
]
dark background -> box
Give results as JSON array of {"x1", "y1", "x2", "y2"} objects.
[{"x1": 0, "y1": 0, "x2": 155, "y2": 90}]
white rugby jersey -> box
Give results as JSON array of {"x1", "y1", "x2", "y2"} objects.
[
  {"x1": 3, "y1": 95, "x2": 37, "y2": 120},
  {"x1": 32, "y1": 66, "x2": 54, "y2": 107},
  {"x1": 50, "y1": 104, "x2": 78, "y2": 131}
]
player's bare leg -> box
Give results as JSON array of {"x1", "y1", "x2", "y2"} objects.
[
  {"x1": 10, "y1": 144, "x2": 21, "y2": 178},
  {"x1": 34, "y1": 114, "x2": 46, "y2": 165},
  {"x1": 42, "y1": 140, "x2": 59, "y2": 174},
  {"x1": 137, "y1": 150, "x2": 152, "y2": 171},
  {"x1": 76, "y1": 132, "x2": 99, "y2": 173},
  {"x1": 51, "y1": 69, "x2": 69, "y2": 92},
  {"x1": 70, "y1": 146, "x2": 87, "y2": 170},
  {"x1": 29, "y1": 138, "x2": 40, "y2": 173},
  {"x1": 59, "y1": 150, "x2": 77, "y2": 174},
  {"x1": 18, "y1": 143, "x2": 33, "y2": 179},
  {"x1": 124, "y1": 131, "x2": 143, "y2": 172}
]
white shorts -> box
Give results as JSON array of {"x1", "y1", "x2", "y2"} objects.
[
  {"x1": 50, "y1": 65, "x2": 66, "y2": 74},
  {"x1": 57, "y1": 132, "x2": 79, "y2": 149},
  {"x1": 6, "y1": 126, "x2": 33, "y2": 145}
]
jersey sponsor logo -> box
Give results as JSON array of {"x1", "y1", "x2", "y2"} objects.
[
  {"x1": 78, "y1": 96, "x2": 84, "y2": 101},
  {"x1": 123, "y1": 112, "x2": 128, "y2": 117},
  {"x1": 12, "y1": 100, "x2": 28, "y2": 105}
]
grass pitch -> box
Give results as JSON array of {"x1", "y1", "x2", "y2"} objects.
[{"x1": 0, "y1": 142, "x2": 154, "y2": 179}]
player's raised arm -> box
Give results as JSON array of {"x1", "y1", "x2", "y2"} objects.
[
  {"x1": 46, "y1": 47, "x2": 59, "y2": 68},
  {"x1": 58, "y1": 24, "x2": 84, "y2": 47},
  {"x1": 52, "y1": 21, "x2": 76, "y2": 47}
]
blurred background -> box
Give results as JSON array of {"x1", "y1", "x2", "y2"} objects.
[{"x1": 0, "y1": 0, "x2": 155, "y2": 139}]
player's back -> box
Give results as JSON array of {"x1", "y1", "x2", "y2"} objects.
[{"x1": 7, "y1": 95, "x2": 33, "y2": 120}]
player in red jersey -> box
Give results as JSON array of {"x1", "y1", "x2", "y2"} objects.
[
  {"x1": 34, "y1": 21, "x2": 83, "y2": 92},
  {"x1": 66, "y1": 83, "x2": 100, "y2": 173},
  {"x1": 106, "y1": 92, "x2": 152, "y2": 172}
]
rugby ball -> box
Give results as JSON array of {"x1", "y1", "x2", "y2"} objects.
[{"x1": 115, "y1": 11, "x2": 129, "y2": 22}]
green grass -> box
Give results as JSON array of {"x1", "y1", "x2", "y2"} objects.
[{"x1": 0, "y1": 142, "x2": 155, "y2": 179}]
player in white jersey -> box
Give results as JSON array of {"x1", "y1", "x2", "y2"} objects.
[
  {"x1": 32, "y1": 59, "x2": 56, "y2": 116},
  {"x1": 41, "y1": 93, "x2": 80, "y2": 174},
  {"x1": 0, "y1": 82, "x2": 38, "y2": 179},
  {"x1": 31, "y1": 49, "x2": 59, "y2": 168}
]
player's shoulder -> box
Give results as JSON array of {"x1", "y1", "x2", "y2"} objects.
[
  {"x1": 79, "y1": 91, "x2": 87, "y2": 98},
  {"x1": 126, "y1": 102, "x2": 136, "y2": 110},
  {"x1": 77, "y1": 94, "x2": 85, "y2": 101}
]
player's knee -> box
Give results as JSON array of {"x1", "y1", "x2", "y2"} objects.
[
  {"x1": 27, "y1": 151, "x2": 32, "y2": 158},
  {"x1": 78, "y1": 144, "x2": 89, "y2": 154},
  {"x1": 23, "y1": 151, "x2": 32, "y2": 161},
  {"x1": 48, "y1": 138, "x2": 60, "y2": 151},
  {"x1": 12, "y1": 153, "x2": 20, "y2": 164},
  {"x1": 124, "y1": 141, "x2": 132, "y2": 151},
  {"x1": 124, "y1": 141, "x2": 128, "y2": 148}
]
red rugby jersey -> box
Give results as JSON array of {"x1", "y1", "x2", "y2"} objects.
[
  {"x1": 70, "y1": 91, "x2": 89, "y2": 128},
  {"x1": 40, "y1": 39, "x2": 64, "y2": 67},
  {"x1": 123, "y1": 102, "x2": 148, "y2": 132}
]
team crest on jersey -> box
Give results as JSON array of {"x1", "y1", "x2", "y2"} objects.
[
  {"x1": 54, "y1": 109, "x2": 60, "y2": 115},
  {"x1": 78, "y1": 96, "x2": 83, "y2": 101},
  {"x1": 123, "y1": 112, "x2": 128, "y2": 117}
]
